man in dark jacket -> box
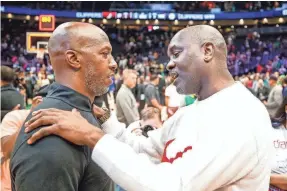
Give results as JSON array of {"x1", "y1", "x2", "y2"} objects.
[
  {"x1": 1, "y1": 66, "x2": 25, "y2": 121},
  {"x1": 10, "y1": 22, "x2": 117, "y2": 191}
]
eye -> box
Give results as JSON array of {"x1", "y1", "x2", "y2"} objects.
[
  {"x1": 102, "y1": 52, "x2": 109, "y2": 58},
  {"x1": 172, "y1": 52, "x2": 180, "y2": 59}
]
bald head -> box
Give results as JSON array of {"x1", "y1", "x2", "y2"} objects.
[
  {"x1": 167, "y1": 25, "x2": 233, "y2": 97},
  {"x1": 48, "y1": 22, "x2": 108, "y2": 57}
]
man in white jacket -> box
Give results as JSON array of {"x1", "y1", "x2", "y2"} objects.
[{"x1": 24, "y1": 25, "x2": 274, "y2": 191}]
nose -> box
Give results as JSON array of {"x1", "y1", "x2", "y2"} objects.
[
  {"x1": 166, "y1": 60, "x2": 176, "y2": 71},
  {"x1": 109, "y1": 57, "x2": 118, "y2": 72}
]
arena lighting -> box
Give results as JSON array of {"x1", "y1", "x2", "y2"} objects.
[
  {"x1": 88, "y1": 18, "x2": 93, "y2": 23},
  {"x1": 262, "y1": 18, "x2": 268, "y2": 24},
  {"x1": 7, "y1": 13, "x2": 12, "y2": 18},
  {"x1": 231, "y1": 25, "x2": 234, "y2": 29},
  {"x1": 210, "y1": 20, "x2": 214, "y2": 25},
  {"x1": 188, "y1": 20, "x2": 194, "y2": 25},
  {"x1": 145, "y1": 20, "x2": 149, "y2": 25},
  {"x1": 239, "y1": 19, "x2": 244, "y2": 25},
  {"x1": 26, "y1": 15, "x2": 30, "y2": 20},
  {"x1": 244, "y1": 25, "x2": 248, "y2": 28},
  {"x1": 34, "y1": 16, "x2": 39, "y2": 21},
  {"x1": 154, "y1": 19, "x2": 159, "y2": 24},
  {"x1": 174, "y1": 20, "x2": 178, "y2": 25},
  {"x1": 278, "y1": 17, "x2": 284, "y2": 23},
  {"x1": 116, "y1": 19, "x2": 120, "y2": 24},
  {"x1": 81, "y1": 18, "x2": 85, "y2": 22},
  {"x1": 102, "y1": 18, "x2": 107, "y2": 24},
  {"x1": 135, "y1": 19, "x2": 140, "y2": 24}
]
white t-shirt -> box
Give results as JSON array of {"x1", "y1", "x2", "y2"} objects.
[
  {"x1": 165, "y1": 84, "x2": 185, "y2": 107},
  {"x1": 94, "y1": 82, "x2": 274, "y2": 191},
  {"x1": 271, "y1": 125, "x2": 287, "y2": 174}
]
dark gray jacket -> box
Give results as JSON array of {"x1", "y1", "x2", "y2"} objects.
[{"x1": 10, "y1": 82, "x2": 113, "y2": 191}]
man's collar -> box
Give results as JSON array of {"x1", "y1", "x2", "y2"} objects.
[{"x1": 47, "y1": 82, "x2": 92, "y2": 111}]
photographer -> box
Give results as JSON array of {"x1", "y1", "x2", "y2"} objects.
[{"x1": 127, "y1": 107, "x2": 162, "y2": 138}]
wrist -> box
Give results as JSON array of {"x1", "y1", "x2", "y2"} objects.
[{"x1": 86, "y1": 126, "x2": 105, "y2": 148}]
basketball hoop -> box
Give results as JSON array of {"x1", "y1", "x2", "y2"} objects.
[{"x1": 36, "y1": 48, "x2": 45, "y2": 59}]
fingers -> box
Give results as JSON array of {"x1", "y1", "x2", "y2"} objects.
[
  {"x1": 27, "y1": 125, "x2": 57, "y2": 144},
  {"x1": 92, "y1": 105, "x2": 105, "y2": 117},
  {"x1": 25, "y1": 112, "x2": 58, "y2": 133}
]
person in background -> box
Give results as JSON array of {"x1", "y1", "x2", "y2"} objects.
[
  {"x1": 1, "y1": 66, "x2": 25, "y2": 121},
  {"x1": 165, "y1": 75, "x2": 186, "y2": 118},
  {"x1": 127, "y1": 107, "x2": 163, "y2": 138},
  {"x1": 269, "y1": 97, "x2": 287, "y2": 191},
  {"x1": 144, "y1": 73, "x2": 163, "y2": 111},
  {"x1": 135, "y1": 76, "x2": 146, "y2": 114},
  {"x1": 264, "y1": 75, "x2": 284, "y2": 118},
  {"x1": 282, "y1": 77, "x2": 287, "y2": 98},
  {"x1": 256, "y1": 79, "x2": 270, "y2": 102},
  {"x1": 116, "y1": 69, "x2": 139, "y2": 126},
  {"x1": 1, "y1": 95, "x2": 43, "y2": 191}
]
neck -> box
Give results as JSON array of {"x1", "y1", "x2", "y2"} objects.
[
  {"x1": 151, "y1": 81, "x2": 157, "y2": 86},
  {"x1": 0, "y1": 81, "x2": 11, "y2": 87},
  {"x1": 56, "y1": 76, "x2": 95, "y2": 103},
  {"x1": 198, "y1": 69, "x2": 235, "y2": 101},
  {"x1": 123, "y1": 82, "x2": 131, "y2": 89}
]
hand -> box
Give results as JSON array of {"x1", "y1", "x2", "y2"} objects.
[
  {"x1": 31, "y1": 96, "x2": 43, "y2": 110},
  {"x1": 12, "y1": 104, "x2": 21, "y2": 111},
  {"x1": 24, "y1": 108, "x2": 105, "y2": 148},
  {"x1": 92, "y1": 104, "x2": 106, "y2": 118}
]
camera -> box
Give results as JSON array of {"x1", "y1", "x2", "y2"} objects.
[{"x1": 141, "y1": 125, "x2": 155, "y2": 138}]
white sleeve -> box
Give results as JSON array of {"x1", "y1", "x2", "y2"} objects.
[
  {"x1": 102, "y1": 113, "x2": 164, "y2": 162},
  {"x1": 92, "y1": 127, "x2": 258, "y2": 191},
  {"x1": 165, "y1": 86, "x2": 171, "y2": 97}
]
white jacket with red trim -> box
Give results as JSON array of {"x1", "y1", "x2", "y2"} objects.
[{"x1": 92, "y1": 82, "x2": 274, "y2": 191}]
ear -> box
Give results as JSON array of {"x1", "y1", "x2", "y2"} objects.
[
  {"x1": 65, "y1": 50, "x2": 81, "y2": 70},
  {"x1": 202, "y1": 42, "x2": 215, "y2": 63}
]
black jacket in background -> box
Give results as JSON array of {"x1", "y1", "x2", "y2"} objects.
[
  {"x1": 10, "y1": 82, "x2": 113, "y2": 191},
  {"x1": 1, "y1": 84, "x2": 25, "y2": 121}
]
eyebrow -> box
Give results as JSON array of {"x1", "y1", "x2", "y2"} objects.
[{"x1": 100, "y1": 45, "x2": 112, "y2": 52}]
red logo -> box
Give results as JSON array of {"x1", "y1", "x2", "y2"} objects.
[
  {"x1": 102, "y1": 12, "x2": 117, "y2": 19},
  {"x1": 161, "y1": 139, "x2": 192, "y2": 164}
]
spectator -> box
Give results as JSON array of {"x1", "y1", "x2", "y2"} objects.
[
  {"x1": 144, "y1": 74, "x2": 163, "y2": 110},
  {"x1": 283, "y1": 77, "x2": 287, "y2": 98},
  {"x1": 1, "y1": 96, "x2": 43, "y2": 191},
  {"x1": 256, "y1": 79, "x2": 270, "y2": 102},
  {"x1": 1, "y1": 66, "x2": 25, "y2": 121},
  {"x1": 269, "y1": 97, "x2": 287, "y2": 191},
  {"x1": 116, "y1": 69, "x2": 139, "y2": 126},
  {"x1": 264, "y1": 75, "x2": 284, "y2": 117}
]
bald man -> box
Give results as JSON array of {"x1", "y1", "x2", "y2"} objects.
[
  {"x1": 10, "y1": 22, "x2": 116, "y2": 191},
  {"x1": 23, "y1": 25, "x2": 273, "y2": 190}
]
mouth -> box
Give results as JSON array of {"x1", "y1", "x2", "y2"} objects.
[{"x1": 108, "y1": 73, "x2": 115, "y2": 78}]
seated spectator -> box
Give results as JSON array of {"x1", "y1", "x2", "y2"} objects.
[
  {"x1": 1, "y1": 66, "x2": 25, "y2": 121},
  {"x1": 264, "y1": 75, "x2": 284, "y2": 118},
  {"x1": 269, "y1": 97, "x2": 287, "y2": 191}
]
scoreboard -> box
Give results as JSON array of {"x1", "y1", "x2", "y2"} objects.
[{"x1": 39, "y1": 15, "x2": 55, "y2": 31}]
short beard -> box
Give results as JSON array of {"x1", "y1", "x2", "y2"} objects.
[{"x1": 84, "y1": 63, "x2": 109, "y2": 97}]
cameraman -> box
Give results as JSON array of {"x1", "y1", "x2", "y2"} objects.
[{"x1": 127, "y1": 107, "x2": 162, "y2": 138}]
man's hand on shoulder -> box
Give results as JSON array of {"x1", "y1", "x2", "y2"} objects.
[{"x1": 24, "y1": 108, "x2": 105, "y2": 148}]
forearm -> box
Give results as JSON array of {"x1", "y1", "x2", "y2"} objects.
[
  {"x1": 270, "y1": 174, "x2": 287, "y2": 185},
  {"x1": 151, "y1": 99, "x2": 163, "y2": 110},
  {"x1": 1, "y1": 132, "x2": 19, "y2": 159}
]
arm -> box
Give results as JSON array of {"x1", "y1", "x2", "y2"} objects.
[
  {"x1": 270, "y1": 174, "x2": 287, "y2": 190},
  {"x1": 151, "y1": 98, "x2": 163, "y2": 111},
  {"x1": 11, "y1": 135, "x2": 85, "y2": 191},
  {"x1": 165, "y1": 96, "x2": 170, "y2": 107},
  {"x1": 92, "y1": 128, "x2": 257, "y2": 191},
  {"x1": 102, "y1": 113, "x2": 164, "y2": 162},
  {"x1": 118, "y1": 95, "x2": 139, "y2": 125},
  {"x1": 265, "y1": 89, "x2": 284, "y2": 109}
]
